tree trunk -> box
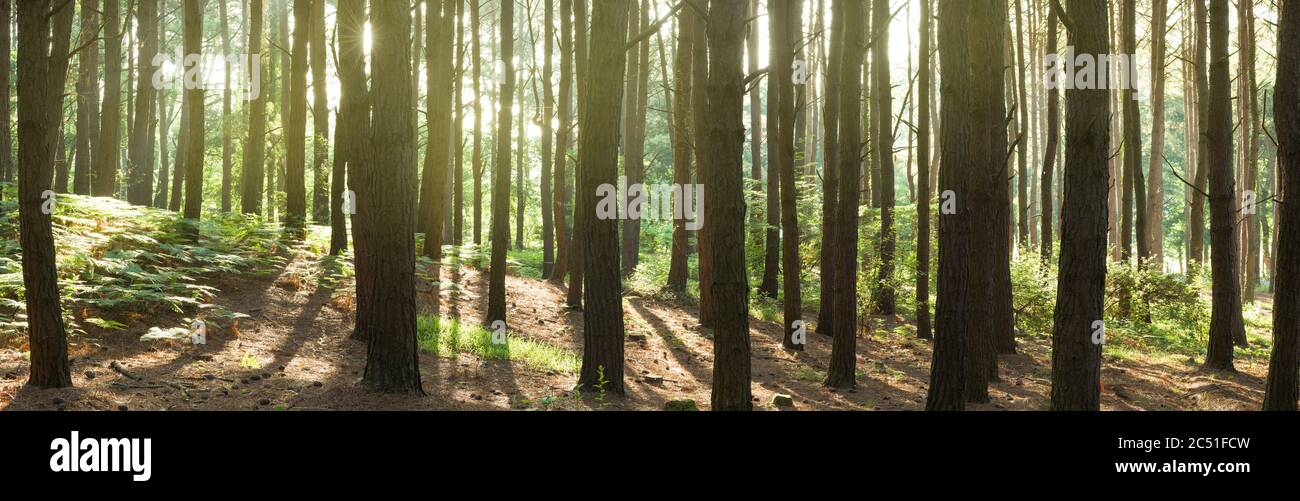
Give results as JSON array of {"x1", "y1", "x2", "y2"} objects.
[
  {"x1": 181, "y1": 0, "x2": 205, "y2": 232},
  {"x1": 422, "y1": 0, "x2": 455, "y2": 261},
  {"x1": 1049, "y1": 0, "x2": 1110, "y2": 411},
  {"x1": 826, "y1": 0, "x2": 863, "y2": 390},
  {"x1": 244, "y1": 0, "x2": 267, "y2": 216},
  {"x1": 73, "y1": 0, "x2": 98, "y2": 196},
  {"x1": 358, "y1": 0, "x2": 423, "y2": 394},
  {"x1": 757, "y1": 0, "x2": 780, "y2": 299},
  {"x1": 488, "y1": 0, "x2": 516, "y2": 326},
  {"x1": 16, "y1": 0, "x2": 75, "y2": 388},
  {"x1": 776, "y1": 0, "x2": 804, "y2": 348},
  {"x1": 620, "y1": 0, "x2": 643, "y2": 276},
  {"x1": 817, "y1": 0, "x2": 844, "y2": 336},
  {"x1": 1041, "y1": 5, "x2": 1059, "y2": 261},
  {"x1": 338, "y1": 0, "x2": 369, "y2": 339},
  {"x1": 472, "y1": 0, "x2": 483, "y2": 246},
  {"x1": 1014, "y1": 0, "x2": 1029, "y2": 248},
  {"x1": 915, "y1": 0, "x2": 932, "y2": 340},
  {"x1": 284, "y1": 0, "x2": 310, "y2": 233},
  {"x1": 551, "y1": 0, "x2": 574, "y2": 284},
  {"x1": 872, "y1": 0, "x2": 896, "y2": 315},
  {"x1": 308, "y1": 0, "x2": 328, "y2": 222},
  {"x1": 565, "y1": 0, "x2": 589, "y2": 308},
  {"x1": 1190, "y1": 0, "x2": 1209, "y2": 266},
  {"x1": 665, "y1": 6, "x2": 693, "y2": 293},
  {"x1": 0, "y1": 0, "x2": 10, "y2": 187},
  {"x1": 128, "y1": 0, "x2": 158, "y2": 207},
  {"x1": 1204, "y1": 0, "x2": 1242, "y2": 371},
  {"x1": 541, "y1": 0, "x2": 555, "y2": 277},
  {"x1": 95, "y1": 0, "x2": 122, "y2": 197},
  {"x1": 1148, "y1": 0, "x2": 1168, "y2": 269},
  {"x1": 1263, "y1": 0, "x2": 1298, "y2": 410},
  {"x1": 705, "y1": 0, "x2": 752, "y2": 410},
  {"x1": 575, "y1": 0, "x2": 629, "y2": 395}
]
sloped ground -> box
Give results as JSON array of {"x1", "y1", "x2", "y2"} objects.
[{"x1": 0, "y1": 248, "x2": 1270, "y2": 411}]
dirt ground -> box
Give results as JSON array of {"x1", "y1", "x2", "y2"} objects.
[{"x1": 0, "y1": 253, "x2": 1269, "y2": 411}]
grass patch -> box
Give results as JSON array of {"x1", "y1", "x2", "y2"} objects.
[{"x1": 417, "y1": 315, "x2": 578, "y2": 374}]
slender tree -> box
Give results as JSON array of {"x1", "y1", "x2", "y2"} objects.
[
  {"x1": 775, "y1": 0, "x2": 803, "y2": 348},
  {"x1": 95, "y1": 0, "x2": 123, "y2": 197},
  {"x1": 1190, "y1": 0, "x2": 1209, "y2": 265},
  {"x1": 915, "y1": 0, "x2": 932, "y2": 339},
  {"x1": 309, "y1": 0, "x2": 328, "y2": 222},
  {"x1": 471, "y1": 0, "x2": 483, "y2": 246},
  {"x1": 487, "y1": 0, "x2": 515, "y2": 326},
  {"x1": 665, "y1": 6, "x2": 693, "y2": 293},
  {"x1": 423, "y1": 0, "x2": 455, "y2": 261},
  {"x1": 181, "y1": 0, "x2": 205, "y2": 232},
  {"x1": 1041, "y1": 4, "x2": 1059, "y2": 261},
  {"x1": 575, "y1": 0, "x2": 629, "y2": 395},
  {"x1": 541, "y1": 0, "x2": 555, "y2": 277},
  {"x1": 245, "y1": 0, "x2": 268, "y2": 216},
  {"x1": 16, "y1": 0, "x2": 75, "y2": 388},
  {"x1": 551, "y1": 0, "x2": 574, "y2": 283},
  {"x1": 817, "y1": 0, "x2": 844, "y2": 335},
  {"x1": 128, "y1": 0, "x2": 159, "y2": 207},
  {"x1": 1204, "y1": 0, "x2": 1243, "y2": 371},
  {"x1": 1147, "y1": 0, "x2": 1168, "y2": 267},
  {"x1": 757, "y1": 0, "x2": 780, "y2": 300},
  {"x1": 1263, "y1": 0, "x2": 1298, "y2": 411},
  {"x1": 0, "y1": 0, "x2": 10, "y2": 187},
  {"x1": 872, "y1": 0, "x2": 896, "y2": 315},
  {"x1": 285, "y1": 0, "x2": 310, "y2": 234},
  {"x1": 826, "y1": 0, "x2": 863, "y2": 390},
  {"x1": 73, "y1": 0, "x2": 99, "y2": 196}
]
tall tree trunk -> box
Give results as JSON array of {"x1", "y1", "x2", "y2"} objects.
[
  {"x1": 1014, "y1": 0, "x2": 1029, "y2": 247},
  {"x1": 825, "y1": 0, "x2": 863, "y2": 389},
  {"x1": 705, "y1": 0, "x2": 751, "y2": 410},
  {"x1": 1148, "y1": 0, "x2": 1168, "y2": 269},
  {"x1": 665, "y1": 6, "x2": 692, "y2": 293},
  {"x1": 817, "y1": 0, "x2": 844, "y2": 336},
  {"x1": 1049, "y1": 0, "x2": 1110, "y2": 411},
  {"x1": 128, "y1": 0, "x2": 158, "y2": 206},
  {"x1": 757, "y1": 0, "x2": 780, "y2": 299},
  {"x1": 688, "y1": 1, "x2": 709, "y2": 321},
  {"x1": 73, "y1": 0, "x2": 98, "y2": 196},
  {"x1": 1190, "y1": 0, "x2": 1209, "y2": 266},
  {"x1": 487, "y1": 0, "x2": 515, "y2": 326},
  {"x1": 620, "y1": 0, "x2": 642, "y2": 276},
  {"x1": 472, "y1": 0, "x2": 483, "y2": 245},
  {"x1": 1123, "y1": 0, "x2": 1147, "y2": 266},
  {"x1": 284, "y1": 0, "x2": 310, "y2": 233},
  {"x1": 95, "y1": 0, "x2": 123, "y2": 197},
  {"x1": 1041, "y1": 4, "x2": 1059, "y2": 261},
  {"x1": 218, "y1": 0, "x2": 234, "y2": 212},
  {"x1": 422, "y1": 0, "x2": 455, "y2": 261},
  {"x1": 1263, "y1": 0, "x2": 1298, "y2": 410},
  {"x1": 1204, "y1": 0, "x2": 1243, "y2": 371},
  {"x1": 541, "y1": 0, "x2": 555, "y2": 277},
  {"x1": 871, "y1": 0, "x2": 896, "y2": 315},
  {"x1": 358, "y1": 0, "x2": 423, "y2": 394},
  {"x1": 551, "y1": 0, "x2": 573, "y2": 284},
  {"x1": 154, "y1": 15, "x2": 170, "y2": 210},
  {"x1": 245, "y1": 0, "x2": 267, "y2": 216},
  {"x1": 0, "y1": 0, "x2": 10, "y2": 187},
  {"x1": 915, "y1": 0, "x2": 932, "y2": 340},
  {"x1": 776, "y1": 0, "x2": 804, "y2": 348},
  {"x1": 181, "y1": 0, "x2": 205, "y2": 232},
  {"x1": 16, "y1": 0, "x2": 75, "y2": 388},
  {"x1": 309, "y1": 0, "x2": 328, "y2": 222},
  {"x1": 339, "y1": 0, "x2": 369, "y2": 338},
  {"x1": 565, "y1": 0, "x2": 589, "y2": 308},
  {"x1": 575, "y1": 0, "x2": 628, "y2": 395}
]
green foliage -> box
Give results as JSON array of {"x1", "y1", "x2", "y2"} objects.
[{"x1": 0, "y1": 192, "x2": 286, "y2": 340}]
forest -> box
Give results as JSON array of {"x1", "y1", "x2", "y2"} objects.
[{"x1": 0, "y1": 0, "x2": 1295, "y2": 412}]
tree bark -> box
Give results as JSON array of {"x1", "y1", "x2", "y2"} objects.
[
  {"x1": 915, "y1": 0, "x2": 932, "y2": 340},
  {"x1": 575, "y1": 0, "x2": 629, "y2": 396},
  {"x1": 95, "y1": 0, "x2": 123, "y2": 197},
  {"x1": 872, "y1": 0, "x2": 896, "y2": 315},
  {"x1": 757, "y1": 0, "x2": 779, "y2": 299},
  {"x1": 284, "y1": 0, "x2": 310, "y2": 233},
  {"x1": 826, "y1": 0, "x2": 863, "y2": 390},
  {"x1": 359, "y1": 0, "x2": 423, "y2": 394},
  {"x1": 1148, "y1": 0, "x2": 1168, "y2": 269},
  {"x1": 16, "y1": 0, "x2": 75, "y2": 388},
  {"x1": 551, "y1": 0, "x2": 574, "y2": 284},
  {"x1": 1204, "y1": 0, "x2": 1243, "y2": 371},
  {"x1": 817, "y1": 0, "x2": 844, "y2": 336},
  {"x1": 666, "y1": 6, "x2": 693, "y2": 293},
  {"x1": 73, "y1": 0, "x2": 98, "y2": 196},
  {"x1": 705, "y1": 0, "x2": 752, "y2": 410},
  {"x1": 775, "y1": 0, "x2": 804, "y2": 348},
  {"x1": 1263, "y1": 0, "x2": 1298, "y2": 410},
  {"x1": 1041, "y1": 5, "x2": 1059, "y2": 261},
  {"x1": 244, "y1": 0, "x2": 268, "y2": 216},
  {"x1": 1049, "y1": 0, "x2": 1110, "y2": 411}
]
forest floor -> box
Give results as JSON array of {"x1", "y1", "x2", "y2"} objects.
[{"x1": 0, "y1": 234, "x2": 1272, "y2": 411}]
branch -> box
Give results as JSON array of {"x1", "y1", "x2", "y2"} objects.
[
  {"x1": 1165, "y1": 156, "x2": 1209, "y2": 199},
  {"x1": 1051, "y1": 0, "x2": 1075, "y2": 35}
]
